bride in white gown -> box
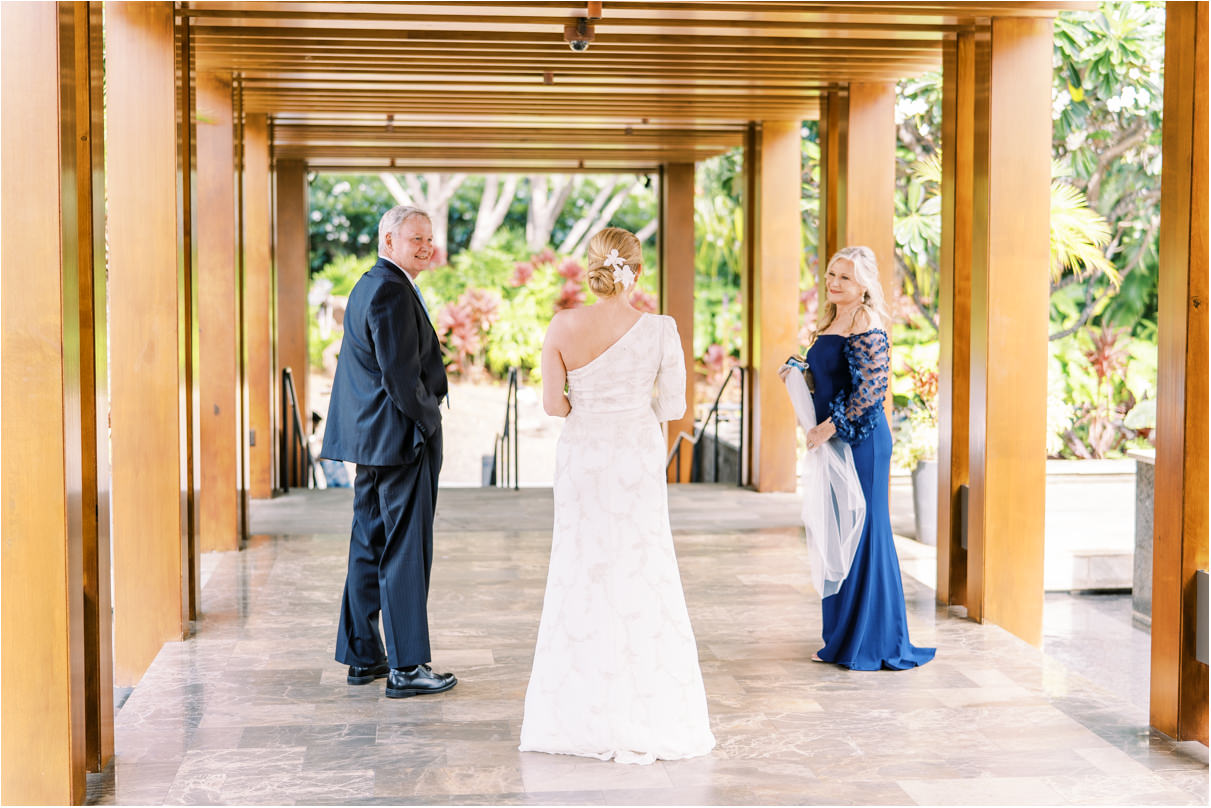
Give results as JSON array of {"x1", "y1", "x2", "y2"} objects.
[{"x1": 518, "y1": 227, "x2": 716, "y2": 765}]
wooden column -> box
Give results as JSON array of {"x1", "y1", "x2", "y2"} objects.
[
  {"x1": 1151, "y1": 0, "x2": 1209, "y2": 745},
  {"x1": 275, "y1": 158, "x2": 309, "y2": 486},
  {"x1": 817, "y1": 90, "x2": 846, "y2": 276},
  {"x1": 740, "y1": 123, "x2": 758, "y2": 487},
  {"x1": 749, "y1": 120, "x2": 802, "y2": 492},
  {"x1": 844, "y1": 82, "x2": 897, "y2": 315},
  {"x1": 74, "y1": 0, "x2": 114, "y2": 772},
  {"x1": 1, "y1": 3, "x2": 87, "y2": 802},
  {"x1": 106, "y1": 1, "x2": 188, "y2": 685},
  {"x1": 937, "y1": 32, "x2": 975, "y2": 607},
  {"x1": 196, "y1": 71, "x2": 239, "y2": 552},
  {"x1": 967, "y1": 18, "x2": 1052, "y2": 643},
  {"x1": 244, "y1": 113, "x2": 275, "y2": 498},
  {"x1": 177, "y1": 14, "x2": 201, "y2": 623},
  {"x1": 661, "y1": 162, "x2": 696, "y2": 482}
]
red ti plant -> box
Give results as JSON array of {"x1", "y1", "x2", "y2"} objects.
[
  {"x1": 554, "y1": 257, "x2": 587, "y2": 311},
  {"x1": 910, "y1": 364, "x2": 939, "y2": 422},
  {"x1": 510, "y1": 261, "x2": 535, "y2": 287},
  {"x1": 699, "y1": 343, "x2": 729, "y2": 390},
  {"x1": 557, "y1": 257, "x2": 586, "y2": 283},
  {"x1": 436, "y1": 301, "x2": 479, "y2": 374},
  {"x1": 460, "y1": 288, "x2": 501, "y2": 332},
  {"x1": 436, "y1": 288, "x2": 501, "y2": 375},
  {"x1": 555, "y1": 279, "x2": 586, "y2": 311},
  {"x1": 1064, "y1": 325, "x2": 1131, "y2": 458},
  {"x1": 532, "y1": 247, "x2": 558, "y2": 268}
]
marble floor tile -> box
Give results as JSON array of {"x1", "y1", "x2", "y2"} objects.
[
  {"x1": 85, "y1": 487, "x2": 1207, "y2": 806},
  {"x1": 897, "y1": 775, "x2": 1068, "y2": 805}
]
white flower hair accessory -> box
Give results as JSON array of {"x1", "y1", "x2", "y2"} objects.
[{"x1": 603, "y1": 248, "x2": 636, "y2": 289}]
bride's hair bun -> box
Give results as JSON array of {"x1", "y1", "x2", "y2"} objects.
[{"x1": 585, "y1": 227, "x2": 642, "y2": 298}]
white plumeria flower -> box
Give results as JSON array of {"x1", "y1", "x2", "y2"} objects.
[{"x1": 613, "y1": 265, "x2": 636, "y2": 289}]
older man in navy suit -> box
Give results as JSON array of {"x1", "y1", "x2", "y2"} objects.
[{"x1": 321, "y1": 205, "x2": 456, "y2": 698}]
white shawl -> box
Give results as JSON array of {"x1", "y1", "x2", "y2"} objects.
[{"x1": 783, "y1": 371, "x2": 866, "y2": 598}]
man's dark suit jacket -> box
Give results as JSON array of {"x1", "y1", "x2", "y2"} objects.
[{"x1": 321, "y1": 257, "x2": 448, "y2": 466}]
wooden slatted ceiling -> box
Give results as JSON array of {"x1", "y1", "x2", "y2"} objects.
[{"x1": 182, "y1": 1, "x2": 1088, "y2": 171}]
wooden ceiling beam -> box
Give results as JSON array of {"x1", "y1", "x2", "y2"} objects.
[
  {"x1": 191, "y1": 37, "x2": 945, "y2": 55},
  {"x1": 251, "y1": 103, "x2": 821, "y2": 116},
  {"x1": 184, "y1": 1, "x2": 1088, "y2": 20},
  {"x1": 185, "y1": 12, "x2": 969, "y2": 35},
  {"x1": 222, "y1": 65, "x2": 936, "y2": 79},
  {"x1": 194, "y1": 47, "x2": 942, "y2": 62},
  {"x1": 272, "y1": 131, "x2": 744, "y2": 147},
  {"x1": 175, "y1": 2, "x2": 1078, "y2": 164},
  {"x1": 237, "y1": 77, "x2": 879, "y2": 91},
  {"x1": 188, "y1": 25, "x2": 952, "y2": 45},
  {"x1": 303, "y1": 162, "x2": 666, "y2": 173},
  {"x1": 274, "y1": 146, "x2": 732, "y2": 158}
]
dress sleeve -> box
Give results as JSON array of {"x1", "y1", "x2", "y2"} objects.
[
  {"x1": 652, "y1": 316, "x2": 687, "y2": 423},
  {"x1": 827, "y1": 329, "x2": 889, "y2": 444}
]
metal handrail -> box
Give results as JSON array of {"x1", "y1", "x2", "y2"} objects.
[
  {"x1": 280, "y1": 367, "x2": 317, "y2": 491},
  {"x1": 665, "y1": 365, "x2": 747, "y2": 485},
  {"x1": 489, "y1": 367, "x2": 520, "y2": 489}
]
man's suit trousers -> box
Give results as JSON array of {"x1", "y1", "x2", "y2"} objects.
[{"x1": 335, "y1": 432, "x2": 441, "y2": 669}]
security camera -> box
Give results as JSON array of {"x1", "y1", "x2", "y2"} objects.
[{"x1": 564, "y1": 18, "x2": 595, "y2": 52}]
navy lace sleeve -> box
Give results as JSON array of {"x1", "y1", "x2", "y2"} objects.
[{"x1": 827, "y1": 329, "x2": 889, "y2": 445}]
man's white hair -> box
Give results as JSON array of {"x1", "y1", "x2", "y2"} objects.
[{"x1": 377, "y1": 205, "x2": 431, "y2": 254}]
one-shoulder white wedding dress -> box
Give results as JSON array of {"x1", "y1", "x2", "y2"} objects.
[{"x1": 519, "y1": 313, "x2": 716, "y2": 765}]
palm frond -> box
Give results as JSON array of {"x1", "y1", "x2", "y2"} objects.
[
  {"x1": 1050, "y1": 181, "x2": 1118, "y2": 285},
  {"x1": 910, "y1": 153, "x2": 943, "y2": 186}
]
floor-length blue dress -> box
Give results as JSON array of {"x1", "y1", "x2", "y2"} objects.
[{"x1": 805, "y1": 329, "x2": 935, "y2": 670}]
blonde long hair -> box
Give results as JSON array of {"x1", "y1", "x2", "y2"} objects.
[
  {"x1": 585, "y1": 227, "x2": 642, "y2": 298},
  {"x1": 816, "y1": 246, "x2": 889, "y2": 335}
]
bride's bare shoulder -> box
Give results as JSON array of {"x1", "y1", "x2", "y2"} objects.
[{"x1": 546, "y1": 306, "x2": 591, "y2": 342}]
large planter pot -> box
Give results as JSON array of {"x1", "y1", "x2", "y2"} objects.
[{"x1": 911, "y1": 459, "x2": 938, "y2": 546}]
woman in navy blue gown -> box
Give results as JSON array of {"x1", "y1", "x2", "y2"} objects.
[{"x1": 795, "y1": 246, "x2": 935, "y2": 671}]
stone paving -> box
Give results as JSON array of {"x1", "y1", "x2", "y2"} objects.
[{"x1": 86, "y1": 486, "x2": 1208, "y2": 806}]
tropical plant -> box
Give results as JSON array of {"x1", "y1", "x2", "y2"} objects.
[
  {"x1": 1048, "y1": 324, "x2": 1158, "y2": 458},
  {"x1": 892, "y1": 1, "x2": 1164, "y2": 343},
  {"x1": 891, "y1": 151, "x2": 1116, "y2": 337},
  {"x1": 890, "y1": 340, "x2": 940, "y2": 470}
]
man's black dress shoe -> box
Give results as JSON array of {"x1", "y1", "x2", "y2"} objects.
[
  {"x1": 385, "y1": 664, "x2": 457, "y2": 698},
  {"x1": 347, "y1": 660, "x2": 390, "y2": 685}
]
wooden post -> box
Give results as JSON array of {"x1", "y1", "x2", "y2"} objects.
[
  {"x1": 1151, "y1": 0, "x2": 1209, "y2": 746},
  {"x1": 817, "y1": 90, "x2": 846, "y2": 294},
  {"x1": 662, "y1": 162, "x2": 696, "y2": 483},
  {"x1": 244, "y1": 113, "x2": 275, "y2": 498},
  {"x1": 967, "y1": 18, "x2": 1052, "y2": 643},
  {"x1": 196, "y1": 71, "x2": 240, "y2": 552},
  {"x1": 740, "y1": 123, "x2": 759, "y2": 487},
  {"x1": 73, "y1": 0, "x2": 114, "y2": 772},
  {"x1": 275, "y1": 159, "x2": 310, "y2": 487},
  {"x1": 1, "y1": 2, "x2": 88, "y2": 801},
  {"x1": 844, "y1": 82, "x2": 897, "y2": 323},
  {"x1": 938, "y1": 32, "x2": 975, "y2": 607},
  {"x1": 750, "y1": 120, "x2": 802, "y2": 493},
  {"x1": 178, "y1": 13, "x2": 201, "y2": 623},
  {"x1": 106, "y1": 0, "x2": 188, "y2": 685}
]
